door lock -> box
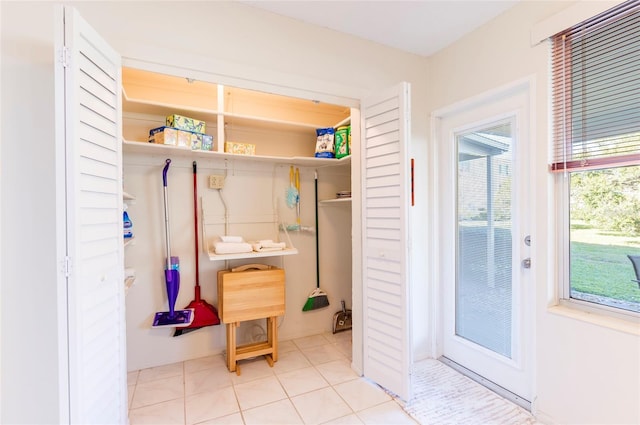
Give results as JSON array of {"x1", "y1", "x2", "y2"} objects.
[
  {"x1": 524, "y1": 235, "x2": 531, "y2": 246},
  {"x1": 522, "y1": 258, "x2": 531, "y2": 268}
]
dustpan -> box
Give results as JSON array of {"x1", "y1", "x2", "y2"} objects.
[{"x1": 333, "y1": 300, "x2": 352, "y2": 333}]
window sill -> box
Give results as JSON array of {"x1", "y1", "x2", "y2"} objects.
[{"x1": 549, "y1": 301, "x2": 640, "y2": 336}]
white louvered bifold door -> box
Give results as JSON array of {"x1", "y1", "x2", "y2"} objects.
[
  {"x1": 61, "y1": 6, "x2": 126, "y2": 423},
  {"x1": 361, "y1": 83, "x2": 412, "y2": 400}
]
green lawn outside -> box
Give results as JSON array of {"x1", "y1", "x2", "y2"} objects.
[{"x1": 570, "y1": 226, "x2": 640, "y2": 304}]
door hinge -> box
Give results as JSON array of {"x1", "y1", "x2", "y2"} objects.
[
  {"x1": 63, "y1": 256, "x2": 72, "y2": 278},
  {"x1": 59, "y1": 46, "x2": 70, "y2": 68}
]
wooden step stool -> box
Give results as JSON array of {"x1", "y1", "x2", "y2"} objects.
[{"x1": 217, "y1": 264, "x2": 285, "y2": 374}]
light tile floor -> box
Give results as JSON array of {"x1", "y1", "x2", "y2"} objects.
[{"x1": 127, "y1": 331, "x2": 418, "y2": 425}]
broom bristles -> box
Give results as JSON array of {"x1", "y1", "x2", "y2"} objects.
[{"x1": 302, "y1": 290, "x2": 329, "y2": 311}]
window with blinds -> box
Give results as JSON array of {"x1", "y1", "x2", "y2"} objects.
[
  {"x1": 552, "y1": 0, "x2": 640, "y2": 316},
  {"x1": 550, "y1": 0, "x2": 640, "y2": 172}
]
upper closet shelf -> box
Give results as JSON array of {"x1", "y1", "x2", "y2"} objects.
[
  {"x1": 334, "y1": 116, "x2": 351, "y2": 128},
  {"x1": 123, "y1": 140, "x2": 351, "y2": 167},
  {"x1": 122, "y1": 67, "x2": 351, "y2": 132},
  {"x1": 123, "y1": 97, "x2": 328, "y2": 134}
]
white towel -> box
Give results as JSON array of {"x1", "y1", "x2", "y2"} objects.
[
  {"x1": 212, "y1": 238, "x2": 253, "y2": 254},
  {"x1": 251, "y1": 240, "x2": 286, "y2": 252},
  {"x1": 220, "y1": 235, "x2": 244, "y2": 243}
]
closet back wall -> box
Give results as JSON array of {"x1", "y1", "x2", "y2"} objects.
[{"x1": 124, "y1": 154, "x2": 347, "y2": 370}]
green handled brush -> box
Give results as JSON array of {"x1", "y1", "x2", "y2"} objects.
[{"x1": 303, "y1": 170, "x2": 329, "y2": 311}]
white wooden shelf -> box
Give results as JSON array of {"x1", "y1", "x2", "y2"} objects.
[
  {"x1": 319, "y1": 198, "x2": 352, "y2": 205},
  {"x1": 222, "y1": 112, "x2": 326, "y2": 133},
  {"x1": 123, "y1": 140, "x2": 351, "y2": 168},
  {"x1": 123, "y1": 97, "x2": 218, "y2": 123},
  {"x1": 123, "y1": 102, "x2": 320, "y2": 135},
  {"x1": 207, "y1": 247, "x2": 298, "y2": 261},
  {"x1": 334, "y1": 116, "x2": 351, "y2": 128},
  {"x1": 122, "y1": 67, "x2": 350, "y2": 135}
]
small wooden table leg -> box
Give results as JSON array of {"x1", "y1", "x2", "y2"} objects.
[
  {"x1": 267, "y1": 316, "x2": 278, "y2": 362},
  {"x1": 226, "y1": 323, "x2": 237, "y2": 372},
  {"x1": 264, "y1": 354, "x2": 274, "y2": 367}
]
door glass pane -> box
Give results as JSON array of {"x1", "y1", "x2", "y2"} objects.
[{"x1": 456, "y1": 121, "x2": 513, "y2": 358}]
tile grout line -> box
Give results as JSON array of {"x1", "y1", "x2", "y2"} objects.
[{"x1": 182, "y1": 360, "x2": 186, "y2": 425}]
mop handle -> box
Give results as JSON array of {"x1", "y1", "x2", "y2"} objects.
[
  {"x1": 163, "y1": 159, "x2": 172, "y2": 271},
  {"x1": 193, "y1": 161, "x2": 200, "y2": 286}
]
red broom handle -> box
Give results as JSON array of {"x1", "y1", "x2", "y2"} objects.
[{"x1": 193, "y1": 161, "x2": 201, "y2": 297}]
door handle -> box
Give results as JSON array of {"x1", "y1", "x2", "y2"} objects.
[{"x1": 522, "y1": 258, "x2": 531, "y2": 268}]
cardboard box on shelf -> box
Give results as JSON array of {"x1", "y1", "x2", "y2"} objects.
[
  {"x1": 149, "y1": 126, "x2": 178, "y2": 145},
  {"x1": 224, "y1": 141, "x2": 256, "y2": 155},
  {"x1": 191, "y1": 133, "x2": 202, "y2": 150},
  {"x1": 149, "y1": 126, "x2": 203, "y2": 149},
  {"x1": 177, "y1": 129, "x2": 191, "y2": 148},
  {"x1": 189, "y1": 133, "x2": 214, "y2": 151},
  {"x1": 166, "y1": 114, "x2": 206, "y2": 134},
  {"x1": 201, "y1": 134, "x2": 214, "y2": 151}
]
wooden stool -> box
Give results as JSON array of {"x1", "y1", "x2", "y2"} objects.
[{"x1": 217, "y1": 264, "x2": 285, "y2": 374}]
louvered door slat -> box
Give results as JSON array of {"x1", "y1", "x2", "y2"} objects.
[
  {"x1": 361, "y1": 82, "x2": 411, "y2": 400},
  {"x1": 62, "y1": 6, "x2": 126, "y2": 423}
]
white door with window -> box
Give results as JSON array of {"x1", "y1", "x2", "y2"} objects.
[{"x1": 435, "y1": 81, "x2": 533, "y2": 404}]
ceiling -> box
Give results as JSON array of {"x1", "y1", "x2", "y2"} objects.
[{"x1": 241, "y1": 1, "x2": 520, "y2": 57}]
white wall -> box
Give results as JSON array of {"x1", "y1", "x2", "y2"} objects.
[
  {"x1": 1, "y1": 1, "x2": 430, "y2": 421},
  {"x1": 428, "y1": 1, "x2": 640, "y2": 424},
  {"x1": 0, "y1": 2, "x2": 63, "y2": 423}
]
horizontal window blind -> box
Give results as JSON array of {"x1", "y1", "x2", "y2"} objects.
[{"x1": 550, "y1": 0, "x2": 640, "y2": 172}]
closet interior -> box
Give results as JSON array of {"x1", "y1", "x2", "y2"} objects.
[{"x1": 120, "y1": 67, "x2": 355, "y2": 371}]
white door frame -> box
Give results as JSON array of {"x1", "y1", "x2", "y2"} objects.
[{"x1": 429, "y1": 77, "x2": 536, "y2": 404}]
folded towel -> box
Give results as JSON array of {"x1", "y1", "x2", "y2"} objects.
[
  {"x1": 212, "y1": 238, "x2": 253, "y2": 255},
  {"x1": 252, "y1": 245, "x2": 283, "y2": 252},
  {"x1": 251, "y1": 240, "x2": 287, "y2": 252},
  {"x1": 220, "y1": 235, "x2": 244, "y2": 243}
]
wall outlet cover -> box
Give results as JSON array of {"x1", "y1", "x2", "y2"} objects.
[{"x1": 208, "y1": 175, "x2": 225, "y2": 189}]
